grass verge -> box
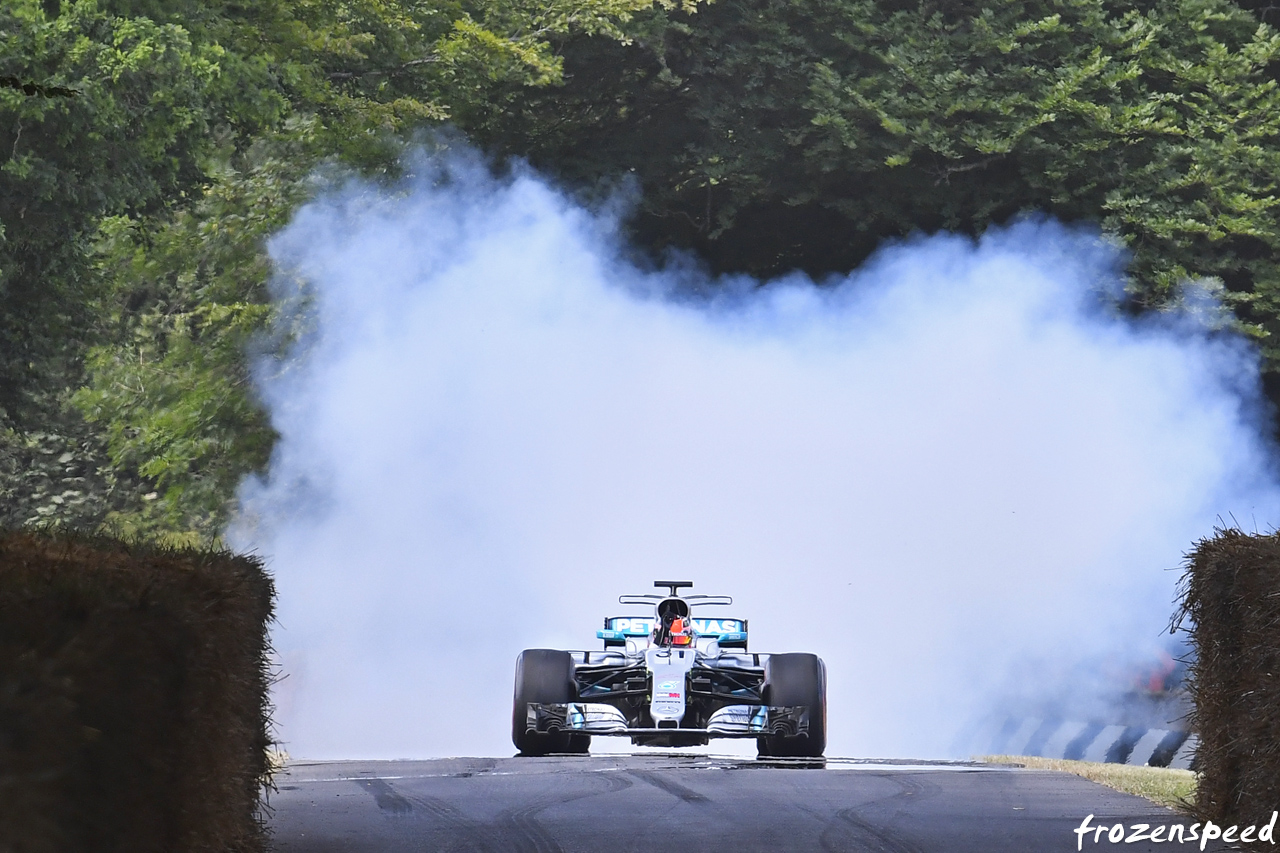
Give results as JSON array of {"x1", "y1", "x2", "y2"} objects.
[{"x1": 981, "y1": 755, "x2": 1196, "y2": 811}]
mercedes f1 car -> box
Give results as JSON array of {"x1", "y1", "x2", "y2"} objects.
[{"x1": 512, "y1": 581, "x2": 827, "y2": 757}]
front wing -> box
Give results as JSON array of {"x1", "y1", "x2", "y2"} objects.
[{"x1": 525, "y1": 702, "x2": 812, "y2": 738}]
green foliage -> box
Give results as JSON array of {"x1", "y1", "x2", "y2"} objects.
[
  {"x1": 487, "y1": 0, "x2": 1280, "y2": 358},
  {"x1": 802, "y1": 1, "x2": 1280, "y2": 331},
  {"x1": 7, "y1": 0, "x2": 1280, "y2": 542},
  {"x1": 0, "y1": 0, "x2": 227, "y2": 419},
  {"x1": 3, "y1": 0, "x2": 673, "y2": 540},
  {"x1": 72, "y1": 133, "x2": 314, "y2": 535},
  {"x1": 0, "y1": 401, "x2": 127, "y2": 531}
]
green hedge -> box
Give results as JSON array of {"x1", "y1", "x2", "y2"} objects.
[
  {"x1": 0, "y1": 531, "x2": 274, "y2": 853},
  {"x1": 1177, "y1": 528, "x2": 1280, "y2": 828}
]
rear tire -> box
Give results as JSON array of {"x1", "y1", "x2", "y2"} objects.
[
  {"x1": 512, "y1": 649, "x2": 591, "y2": 755},
  {"x1": 757, "y1": 653, "x2": 826, "y2": 758}
]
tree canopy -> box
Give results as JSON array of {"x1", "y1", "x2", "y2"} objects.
[
  {"x1": 0, "y1": 0, "x2": 680, "y2": 537},
  {"x1": 3, "y1": 0, "x2": 1279, "y2": 541},
  {"x1": 485, "y1": 1, "x2": 1280, "y2": 315}
]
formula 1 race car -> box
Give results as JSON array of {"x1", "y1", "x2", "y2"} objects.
[{"x1": 512, "y1": 581, "x2": 826, "y2": 757}]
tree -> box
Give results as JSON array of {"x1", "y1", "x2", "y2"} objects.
[
  {"x1": 12, "y1": 0, "x2": 1280, "y2": 539},
  {"x1": 0, "y1": 1, "x2": 246, "y2": 533},
  {"x1": 0, "y1": 0, "x2": 688, "y2": 538},
  {"x1": 0, "y1": 1, "x2": 228, "y2": 420},
  {"x1": 480, "y1": 0, "x2": 1280, "y2": 392}
]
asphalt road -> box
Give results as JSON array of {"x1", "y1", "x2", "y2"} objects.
[{"x1": 268, "y1": 755, "x2": 1232, "y2": 853}]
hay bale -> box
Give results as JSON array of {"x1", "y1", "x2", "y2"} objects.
[
  {"x1": 1176, "y1": 528, "x2": 1280, "y2": 828},
  {"x1": 0, "y1": 530, "x2": 274, "y2": 853}
]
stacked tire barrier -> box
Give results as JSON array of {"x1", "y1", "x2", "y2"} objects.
[
  {"x1": 0, "y1": 530, "x2": 274, "y2": 853},
  {"x1": 1176, "y1": 528, "x2": 1280, "y2": 828}
]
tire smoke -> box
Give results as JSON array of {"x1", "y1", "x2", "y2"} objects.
[{"x1": 233, "y1": 149, "x2": 1279, "y2": 759}]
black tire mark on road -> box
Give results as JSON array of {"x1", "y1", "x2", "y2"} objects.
[
  {"x1": 405, "y1": 792, "x2": 505, "y2": 853},
  {"x1": 359, "y1": 778, "x2": 414, "y2": 815},
  {"x1": 819, "y1": 772, "x2": 933, "y2": 853},
  {"x1": 356, "y1": 777, "x2": 506, "y2": 852},
  {"x1": 496, "y1": 768, "x2": 635, "y2": 853},
  {"x1": 625, "y1": 768, "x2": 712, "y2": 804},
  {"x1": 825, "y1": 809, "x2": 922, "y2": 853}
]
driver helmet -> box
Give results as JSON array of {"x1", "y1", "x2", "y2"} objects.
[{"x1": 670, "y1": 617, "x2": 692, "y2": 646}]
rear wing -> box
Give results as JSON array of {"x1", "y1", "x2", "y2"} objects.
[{"x1": 597, "y1": 616, "x2": 748, "y2": 649}]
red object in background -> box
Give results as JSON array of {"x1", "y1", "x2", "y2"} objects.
[{"x1": 1134, "y1": 650, "x2": 1178, "y2": 694}]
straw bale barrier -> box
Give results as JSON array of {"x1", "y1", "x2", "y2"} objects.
[
  {"x1": 0, "y1": 530, "x2": 274, "y2": 853},
  {"x1": 1176, "y1": 528, "x2": 1280, "y2": 828}
]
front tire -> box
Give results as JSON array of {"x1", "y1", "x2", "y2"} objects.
[
  {"x1": 757, "y1": 653, "x2": 826, "y2": 758},
  {"x1": 512, "y1": 649, "x2": 591, "y2": 755}
]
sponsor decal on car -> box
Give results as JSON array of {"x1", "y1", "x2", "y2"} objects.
[
  {"x1": 608, "y1": 617, "x2": 655, "y2": 635},
  {"x1": 605, "y1": 617, "x2": 745, "y2": 636},
  {"x1": 691, "y1": 619, "x2": 740, "y2": 634}
]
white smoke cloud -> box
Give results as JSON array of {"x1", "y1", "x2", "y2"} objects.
[{"x1": 234, "y1": 149, "x2": 1279, "y2": 759}]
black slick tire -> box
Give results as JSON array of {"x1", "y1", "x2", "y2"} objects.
[
  {"x1": 512, "y1": 649, "x2": 590, "y2": 755},
  {"x1": 757, "y1": 653, "x2": 826, "y2": 758}
]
